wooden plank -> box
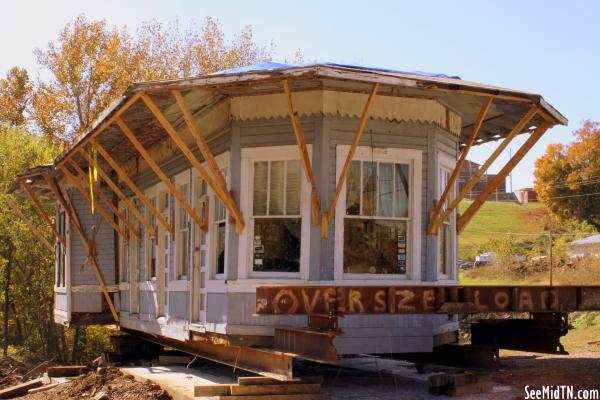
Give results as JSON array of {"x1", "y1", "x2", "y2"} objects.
[
  {"x1": 157, "y1": 354, "x2": 191, "y2": 365},
  {"x1": 47, "y1": 365, "x2": 88, "y2": 377},
  {"x1": 428, "y1": 97, "x2": 493, "y2": 234},
  {"x1": 322, "y1": 83, "x2": 379, "y2": 238},
  {"x1": 18, "y1": 179, "x2": 65, "y2": 247},
  {"x1": 282, "y1": 80, "x2": 322, "y2": 225},
  {"x1": 59, "y1": 165, "x2": 129, "y2": 242},
  {"x1": 27, "y1": 382, "x2": 60, "y2": 394},
  {"x1": 6, "y1": 198, "x2": 54, "y2": 252},
  {"x1": 96, "y1": 142, "x2": 173, "y2": 235},
  {"x1": 42, "y1": 173, "x2": 120, "y2": 324},
  {"x1": 67, "y1": 159, "x2": 140, "y2": 239},
  {"x1": 231, "y1": 383, "x2": 322, "y2": 396},
  {"x1": 238, "y1": 376, "x2": 324, "y2": 386},
  {"x1": 140, "y1": 93, "x2": 241, "y2": 233},
  {"x1": 0, "y1": 378, "x2": 43, "y2": 399},
  {"x1": 79, "y1": 148, "x2": 156, "y2": 237},
  {"x1": 458, "y1": 121, "x2": 553, "y2": 232},
  {"x1": 434, "y1": 107, "x2": 539, "y2": 230},
  {"x1": 115, "y1": 116, "x2": 204, "y2": 234},
  {"x1": 216, "y1": 394, "x2": 329, "y2": 400},
  {"x1": 171, "y1": 91, "x2": 245, "y2": 234},
  {"x1": 194, "y1": 384, "x2": 231, "y2": 397}
]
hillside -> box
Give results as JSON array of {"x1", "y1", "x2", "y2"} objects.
[{"x1": 458, "y1": 200, "x2": 548, "y2": 260}]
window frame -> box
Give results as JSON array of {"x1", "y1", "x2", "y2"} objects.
[
  {"x1": 144, "y1": 186, "x2": 159, "y2": 285},
  {"x1": 174, "y1": 170, "x2": 192, "y2": 282},
  {"x1": 334, "y1": 145, "x2": 422, "y2": 281},
  {"x1": 54, "y1": 208, "x2": 68, "y2": 290},
  {"x1": 118, "y1": 207, "x2": 131, "y2": 284},
  {"x1": 437, "y1": 152, "x2": 457, "y2": 281},
  {"x1": 238, "y1": 145, "x2": 312, "y2": 280}
]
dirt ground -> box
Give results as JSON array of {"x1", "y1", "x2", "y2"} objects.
[
  {"x1": 22, "y1": 367, "x2": 171, "y2": 400},
  {"x1": 0, "y1": 357, "x2": 32, "y2": 390}
]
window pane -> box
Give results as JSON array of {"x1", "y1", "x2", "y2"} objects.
[
  {"x1": 346, "y1": 161, "x2": 361, "y2": 215},
  {"x1": 216, "y1": 222, "x2": 226, "y2": 274},
  {"x1": 343, "y1": 219, "x2": 407, "y2": 275},
  {"x1": 269, "y1": 161, "x2": 284, "y2": 215},
  {"x1": 439, "y1": 223, "x2": 451, "y2": 276},
  {"x1": 253, "y1": 218, "x2": 301, "y2": 272},
  {"x1": 179, "y1": 231, "x2": 189, "y2": 278},
  {"x1": 379, "y1": 163, "x2": 394, "y2": 217},
  {"x1": 362, "y1": 161, "x2": 377, "y2": 216},
  {"x1": 253, "y1": 161, "x2": 268, "y2": 215},
  {"x1": 150, "y1": 237, "x2": 157, "y2": 278},
  {"x1": 394, "y1": 164, "x2": 410, "y2": 218},
  {"x1": 286, "y1": 160, "x2": 301, "y2": 215}
]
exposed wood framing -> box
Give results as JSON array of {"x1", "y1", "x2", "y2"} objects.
[
  {"x1": 141, "y1": 92, "x2": 244, "y2": 234},
  {"x1": 6, "y1": 197, "x2": 54, "y2": 252},
  {"x1": 171, "y1": 91, "x2": 245, "y2": 234},
  {"x1": 67, "y1": 159, "x2": 141, "y2": 239},
  {"x1": 42, "y1": 173, "x2": 119, "y2": 323},
  {"x1": 18, "y1": 179, "x2": 66, "y2": 247},
  {"x1": 58, "y1": 165, "x2": 129, "y2": 242},
  {"x1": 435, "y1": 107, "x2": 539, "y2": 230},
  {"x1": 114, "y1": 116, "x2": 205, "y2": 233},
  {"x1": 458, "y1": 121, "x2": 553, "y2": 232},
  {"x1": 79, "y1": 149, "x2": 156, "y2": 237},
  {"x1": 282, "y1": 79, "x2": 322, "y2": 225},
  {"x1": 95, "y1": 142, "x2": 173, "y2": 235},
  {"x1": 428, "y1": 97, "x2": 493, "y2": 234},
  {"x1": 321, "y1": 83, "x2": 380, "y2": 238}
]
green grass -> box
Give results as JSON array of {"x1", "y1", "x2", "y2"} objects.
[{"x1": 458, "y1": 200, "x2": 548, "y2": 260}]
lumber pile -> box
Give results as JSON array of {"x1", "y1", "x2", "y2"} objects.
[
  {"x1": 0, "y1": 378, "x2": 44, "y2": 399},
  {"x1": 195, "y1": 376, "x2": 329, "y2": 399},
  {"x1": 428, "y1": 371, "x2": 492, "y2": 396}
]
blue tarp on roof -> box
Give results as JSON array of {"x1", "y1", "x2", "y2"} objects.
[{"x1": 211, "y1": 62, "x2": 461, "y2": 80}]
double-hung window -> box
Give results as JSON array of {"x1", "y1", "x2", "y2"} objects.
[
  {"x1": 438, "y1": 155, "x2": 456, "y2": 280},
  {"x1": 252, "y1": 159, "x2": 302, "y2": 273},
  {"x1": 119, "y1": 208, "x2": 130, "y2": 282},
  {"x1": 146, "y1": 197, "x2": 158, "y2": 280},
  {"x1": 56, "y1": 210, "x2": 66, "y2": 287},
  {"x1": 176, "y1": 183, "x2": 191, "y2": 280},
  {"x1": 213, "y1": 168, "x2": 227, "y2": 277}
]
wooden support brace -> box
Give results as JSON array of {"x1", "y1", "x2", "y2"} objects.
[
  {"x1": 428, "y1": 97, "x2": 493, "y2": 234},
  {"x1": 171, "y1": 91, "x2": 245, "y2": 233},
  {"x1": 95, "y1": 142, "x2": 173, "y2": 235},
  {"x1": 321, "y1": 83, "x2": 380, "y2": 238},
  {"x1": 42, "y1": 173, "x2": 120, "y2": 324},
  {"x1": 59, "y1": 164, "x2": 130, "y2": 242},
  {"x1": 67, "y1": 159, "x2": 141, "y2": 239},
  {"x1": 79, "y1": 149, "x2": 156, "y2": 237},
  {"x1": 6, "y1": 197, "x2": 54, "y2": 252},
  {"x1": 457, "y1": 121, "x2": 553, "y2": 233},
  {"x1": 18, "y1": 179, "x2": 66, "y2": 248},
  {"x1": 114, "y1": 116, "x2": 205, "y2": 233},
  {"x1": 432, "y1": 107, "x2": 540, "y2": 232},
  {"x1": 282, "y1": 80, "x2": 322, "y2": 225}
]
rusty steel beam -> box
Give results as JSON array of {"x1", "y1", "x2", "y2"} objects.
[{"x1": 255, "y1": 286, "x2": 600, "y2": 315}]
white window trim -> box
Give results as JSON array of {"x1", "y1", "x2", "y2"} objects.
[
  {"x1": 334, "y1": 145, "x2": 422, "y2": 281},
  {"x1": 54, "y1": 206, "x2": 70, "y2": 294},
  {"x1": 174, "y1": 169, "x2": 192, "y2": 284},
  {"x1": 437, "y1": 152, "x2": 458, "y2": 282},
  {"x1": 238, "y1": 145, "x2": 312, "y2": 280}
]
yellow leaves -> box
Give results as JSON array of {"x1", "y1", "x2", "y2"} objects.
[{"x1": 87, "y1": 141, "x2": 99, "y2": 214}]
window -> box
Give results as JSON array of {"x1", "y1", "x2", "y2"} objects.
[
  {"x1": 438, "y1": 164, "x2": 454, "y2": 279},
  {"x1": 56, "y1": 210, "x2": 66, "y2": 287},
  {"x1": 213, "y1": 168, "x2": 227, "y2": 277},
  {"x1": 343, "y1": 160, "x2": 410, "y2": 275},
  {"x1": 176, "y1": 183, "x2": 191, "y2": 280},
  {"x1": 252, "y1": 160, "x2": 301, "y2": 273},
  {"x1": 146, "y1": 197, "x2": 158, "y2": 280},
  {"x1": 137, "y1": 204, "x2": 145, "y2": 282},
  {"x1": 119, "y1": 208, "x2": 130, "y2": 282}
]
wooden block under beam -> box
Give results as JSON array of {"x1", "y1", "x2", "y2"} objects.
[
  {"x1": 231, "y1": 383, "x2": 322, "y2": 396},
  {"x1": 194, "y1": 384, "x2": 231, "y2": 397},
  {"x1": 216, "y1": 394, "x2": 330, "y2": 400},
  {"x1": 238, "y1": 376, "x2": 324, "y2": 386}
]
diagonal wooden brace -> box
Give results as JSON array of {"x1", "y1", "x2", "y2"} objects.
[{"x1": 6, "y1": 197, "x2": 54, "y2": 252}]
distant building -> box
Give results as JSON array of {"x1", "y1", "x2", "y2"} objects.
[
  {"x1": 514, "y1": 188, "x2": 538, "y2": 204},
  {"x1": 569, "y1": 234, "x2": 600, "y2": 258},
  {"x1": 458, "y1": 160, "x2": 509, "y2": 201}
]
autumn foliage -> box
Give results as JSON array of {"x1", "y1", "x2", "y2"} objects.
[{"x1": 534, "y1": 120, "x2": 600, "y2": 227}]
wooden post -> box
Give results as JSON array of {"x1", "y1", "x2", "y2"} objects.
[
  {"x1": 67, "y1": 159, "x2": 140, "y2": 239},
  {"x1": 141, "y1": 93, "x2": 245, "y2": 234},
  {"x1": 114, "y1": 116, "x2": 205, "y2": 232},
  {"x1": 59, "y1": 165, "x2": 130, "y2": 242},
  {"x1": 18, "y1": 179, "x2": 66, "y2": 247},
  {"x1": 433, "y1": 107, "x2": 539, "y2": 231},
  {"x1": 457, "y1": 121, "x2": 553, "y2": 232},
  {"x1": 321, "y1": 83, "x2": 379, "y2": 238},
  {"x1": 6, "y1": 198, "x2": 54, "y2": 252},
  {"x1": 281, "y1": 80, "x2": 322, "y2": 225},
  {"x1": 428, "y1": 97, "x2": 493, "y2": 234},
  {"x1": 95, "y1": 142, "x2": 173, "y2": 235},
  {"x1": 79, "y1": 149, "x2": 155, "y2": 237},
  {"x1": 42, "y1": 173, "x2": 119, "y2": 324}
]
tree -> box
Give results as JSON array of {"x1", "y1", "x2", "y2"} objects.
[
  {"x1": 31, "y1": 14, "x2": 273, "y2": 144},
  {"x1": 534, "y1": 120, "x2": 600, "y2": 227},
  {"x1": 0, "y1": 67, "x2": 32, "y2": 127}
]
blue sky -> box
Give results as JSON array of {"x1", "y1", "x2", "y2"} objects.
[{"x1": 2, "y1": 0, "x2": 598, "y2": 190}]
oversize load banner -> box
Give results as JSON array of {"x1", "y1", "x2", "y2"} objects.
[{"x1": 255, "y1": 286, "x2": 600, "y2": 315}]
